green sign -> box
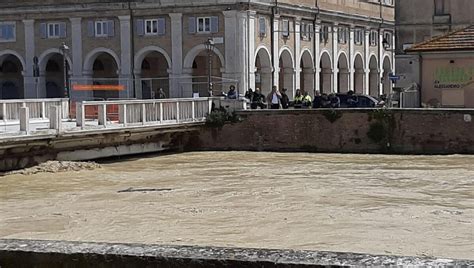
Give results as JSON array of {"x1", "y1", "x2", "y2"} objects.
[{"x1": 434, "y1": 66, "x2": 474, "y2": 89}]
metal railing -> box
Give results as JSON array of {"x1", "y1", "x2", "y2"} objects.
[
  {"x1": 76, "y1": 98, "x2": 212, "y2": 129},
  {"x1": 0, "y1": 98, "x2": 69, "y2": 122}
]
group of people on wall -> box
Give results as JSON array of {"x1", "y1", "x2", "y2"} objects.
[{"x1": 225, "y1": 85, "x2": 361, "y2": 110}]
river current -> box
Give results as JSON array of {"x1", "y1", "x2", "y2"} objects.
[{"x1": 0, "y1": 152, "x2": 473, "y2": 259}]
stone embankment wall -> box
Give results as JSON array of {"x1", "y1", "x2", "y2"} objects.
[
  {"x1": 0, "y1": 239, "x2": 471, "y2": 267},
  {"x1": 193, "y1": 109, "x2": 474, "y2": 154}
]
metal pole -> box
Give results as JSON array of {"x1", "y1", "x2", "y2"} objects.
[
  {"x1": 208, "y1": 49, "x2": 213, "y2": 97},
  {"x1": 62, "y1": 48, "x2": 68, "y2": 98}
]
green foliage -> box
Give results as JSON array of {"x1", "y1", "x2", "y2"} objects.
[
  {"x1": 322, "y1": 109, "x2": 343, "y2": 123},
  {"x1": 366, "y1": 109, "x2": 396, "y2": 149},
  {"x1": 205, "y1": 107, "x2": 240, "y2": 128},
  {"x1": 367, "y1": 122, "x2": 386, "y2": 143}
]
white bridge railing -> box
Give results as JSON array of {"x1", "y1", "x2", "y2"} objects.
[
  {"x1": 0, "y1": 98, "x2": 69, "y2": 123},
  {"x1": 76, "y1": 98, "x2": 212, "y2": 129}
]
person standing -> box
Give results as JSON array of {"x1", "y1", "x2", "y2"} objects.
[
  {"x1": 281, "y1": 88, "x2": 290, "y2": 109},
  {"x1": 294, "y1": 89, "x2": 303, "y2": 108},
  {"x1": 157, "y1": 88, "x2": 166, "y2": 99},
  {"x1": 267, "y1": 86, "x2": 282, "y2": 109},
  {"x1": 302, "y1": 91, "x2": 312, "y2": 108}
]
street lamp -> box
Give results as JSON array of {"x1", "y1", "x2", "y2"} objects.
[
  {"x1": 59, "y1": 42, "x2": 70, "y2": 98},
  {"x1": 204, "y1": 38, "x2": 215, "y2": 97}
]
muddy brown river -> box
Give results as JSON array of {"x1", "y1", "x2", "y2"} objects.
[{"x1": 0, "y1": 152, "x2": 473, "y2": 260}]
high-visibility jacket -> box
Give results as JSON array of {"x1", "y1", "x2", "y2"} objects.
[{"x1": 294, "y1": 95, "x2": 303, "y2": 104}]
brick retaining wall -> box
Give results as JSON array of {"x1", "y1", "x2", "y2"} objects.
[{"x1": 192, "y1": 109, "x2": 474, "y2": 154}]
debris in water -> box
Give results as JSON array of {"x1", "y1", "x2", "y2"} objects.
[
  {"x1": 118, "y1": 187, "x2": 173, "y2": 193},
  {"x1": 5, "y1": 161, "x2": 101, "y2": 175}
]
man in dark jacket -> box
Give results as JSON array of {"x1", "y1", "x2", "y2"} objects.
[{"x1": 280, "y1": 88, "x2": 290, "y2": 109}]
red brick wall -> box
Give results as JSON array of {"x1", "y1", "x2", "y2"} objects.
[{"x1": 193, "y1": 109, "x2": 474, "y2": 154}]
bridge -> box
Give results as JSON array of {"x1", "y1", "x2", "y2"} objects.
[{"x1": 0, "y1": 97, "x2": 246, "y2": 171}]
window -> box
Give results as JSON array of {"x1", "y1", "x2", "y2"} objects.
[
  {"x1": 338, "y1": 26, "x2": 348, "y2": 44},
  {"x1": 145, "y1": 19, "x2": 158, "y2": 35},
  {"x1": 95, "y1": 21, "x2": 108, "y2": 37},
  {"x1": 434, "y1": 0, "x2": 445, "y2": 15},
  {"x1": 370, "y1": 30, "x2": 378, "y2": 46},
  {"x1": 320, "y1": 25, "x2": 330, "y2": 43},
  {"x1": 0, "y1": 22, "x2": 16, "y2": 42},
  {"x1": 381, "y1": 0, "x2": 393, "y2": 5},
  {"x1": 301, "y1": 23, "x2": 307, "y2": 39},
  {"x1": 197, "y1": 17, "x2": 211, "y2": 33},
  {"x1": 258, "y1": 17, "x2": 266, "y2": 37},
  {"x1": 384, "y1": 31, "x2": 392, "y2": 47},
  {"x1": 48, "y1": 23, "x2": 60, "y2": 38},
  {"x1": 189, "y1": 16, "x2": 218, "y2": 34},
  {"x1": 282, "y1": 19, "x2": 290, "y2": 38},
  {"x1": 301, "y1": 22, "x2": 312, "y2": 41},
  {"x1": 354, "y1": 28, "x2": 363, "y2": 45},
  {"x1": 88, "y1": 20, "x2": 114, "y2": 38},
  {"x1": 40, "y1": 22, "x2": 66, "y2": 39}
]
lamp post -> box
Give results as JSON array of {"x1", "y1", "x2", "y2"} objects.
[
  {"x1": 59, "y1": 42, "x2": 70, "y2": 98},
  {"x1": 204, "y1": 38, "x2": 215, "y2": 97}
]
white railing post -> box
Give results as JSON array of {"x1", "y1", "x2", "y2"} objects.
[
  {"x1": 119, "y1": 104, "x2": 128, "y2": 126},
  {"x1": 141, "y1": 103, "x2": 146, "y2": 125},
  {"x1": 19, "y1": 107, "x2": 29, "y2": 134},
  {"x1": 41, "y1": 101, "x2": 46, "y2": 120},
  {"x1": 76, "y1": 102, "x2": 85, "y2": 129},
  {"x1": 62, "y1": 98, "x2": 69, "y2": 119},
  {"x1": 159, "y1": 102, "x2": 163, "y2": 124},
  {"x1": 208, "y1": 99, "x2": 213, "y2": 115},
  {"x1": 1, "y1": 103, "x2": 6, "y2": 123},
  {"x1": 98, "y1": 104, "x2": 107, "y2": 127},
  {"x1": 49, "y1": 106, "x2": 62, "y2": 133},
  {"x1": 191, "y1": 101, "x2": 195, "y2": 121},
  {"x1": 176, "y1": 101, "x2": 180, "y2": 123}
]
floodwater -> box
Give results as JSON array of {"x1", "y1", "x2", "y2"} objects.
[{"x1": 0, "y1": 152, "x2": 473, "y2": 260}]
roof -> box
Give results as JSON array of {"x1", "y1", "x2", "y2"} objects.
[{"x1": 407, "y1": 25, "x2": 474, "y2": 53}]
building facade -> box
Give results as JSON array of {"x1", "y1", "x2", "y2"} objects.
[
  {"x1": 406, "y1": 26, "x2": 474, "y2": 108},
  {"x1": 395, "y1": 0, "x2": 474, "y2": 88},
  {"x1": 0, "y1": 0, "x2": 395, "y2": 101}
]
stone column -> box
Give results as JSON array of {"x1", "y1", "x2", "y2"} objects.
[
  {"x1": 248, "y1": 11, "x2": 256, "y2": 92},
  {"x1": 118, "y1": 16, "x2": 132, "y2": 98},
  {"x1": 378, "y1": 30, "x2": 384, "y2": 96},
  {"x1": 294, "y1": 19, "x2": 301, "y2": 97},
  {"x1": 23, "y1": 19, "x2": 35, "y2": 98},
  {"x1": 223, "y1": 10, "x2": 238, "y2": 90},
  {"x1": 392, "y1": 33, "x2": 396, "y2": 73},
  {"x1": 170, "y1": 13, "x2": 183, "y2": 98},
  {"x1": 364, "y1": 27, "x2": 370, "y2": 95},
  {"x1": 332, "y1": 23, "x2": 338, "y2": 93},
  {"x1": 272, "y1": 15, "x2": 280, "y2": 88},
  {"x1": 314, "y1": 23, "x2": 321, "y2": 94},
  {"x1": 349, "y1": 26, "x2": 355, "y2": 92},
  {"x1": 237, "y1": 11, "x2": 249, "y2": 94},
  {"x1": 70, "y1": 18, "x2": 85, "y2": 100}
]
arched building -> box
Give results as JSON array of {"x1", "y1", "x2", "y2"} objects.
[{"x1": 0, "y1": 0, "x2": 395, "y2": 100}]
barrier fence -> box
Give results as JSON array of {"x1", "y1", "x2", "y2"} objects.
[
  {"x1": 75, "y1": 98, "x2": 212, "y2": 129},
  {"x1": 0, "y1": 98, "x2": 69, "y2": 122}
]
